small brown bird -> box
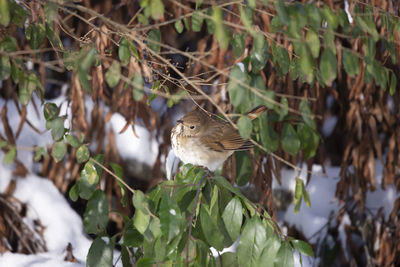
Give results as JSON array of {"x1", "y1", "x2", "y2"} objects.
[{"x1": 171, "y1": 106, "x2": 267, "y2": 171}]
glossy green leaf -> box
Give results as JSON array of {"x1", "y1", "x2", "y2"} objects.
[
  {"x1": 44, "y1": 2, "x2": 58, "y2": 23},
  {"x1": 237, "y1": 115, "x2": 252, "y2": 140},
  {"x1": 25, "y1": 23, "x2": 45, "y2": 49},
  {"x1": 293, "y1": 178, "x2": 304, "y2": 213},
  {"x1": 77, "y1": 161, "x2": 99, "y2": 199},
  {"x1": 160, "y1": 193, "x2": 183, "y2": 242},
  {"x1": 133, "y1": 190, "x2": 150, "y2": 214},
  {"x1": 271, "y1": 44, "x2": 290, "y2": 76},
  {"x1": 319, "y1": 49, "x2": 337, "y2": 86},
  {"x1": 109, "y1": 162, "x2": 127, "y2": 207},
  {"x1": 251, "y1": 34, "x2": 269, "y2": 73},
  {"x1": 192, "y1": 11, "x2": 204, "y2": 32},
  {"x1": 259, "y1": 236, "x2": 281, "y2": 267},
  {"x1": 227, "y1": 65, "x2": 249, "y2": 108},
  {"x1": 69, "y1": 184, "x2": 78, "y2": 202},
  {"x1": 119, "y1": 38, "x2": 131, "y2": 65},
  {"x1": 302, "y1": 184, "x2": 311, "y2": 208},
  {"x1": 212, "y1": 6, "x2": 229, "y2": 49},
  {"x1": 274, "y1": 242, "x2": 294, "y2": 267},
  {"x1": 297, "y1": 123, "x2": 319, "y2": 159},
  {"x1": 3, "y1": 147, "x2": 16, "y2": 165},
  {"x1": 200, "y1": 205, "x2": 224, "y2": 251},
  {"x1": 0, "y1": 56, "x2": 11, "y2": 80},
  {"x1": 238, "y1": 216, "x2": 267, "y2": 267},
  {"x1": 259, "y1": 114, "x2": 279, "y2": 153},
  {"x1": 148, "y1": 29, "x2": 161, "y2": 53},
  {"x1": 222, "y1": 197, "x2": 242, "y2": 241},
  {"x1": 123, "y1": 225, "x2": 144, "y2": 247},
  {"x1": 84, "y1": 190, "x2": 109, "y2": 234},
  {"x1": 173, "y1": 20, "x2": 183, "y2": 35},
  {"x1": 150, "y1": 0, "x2": 164, "y2": 20},
  {"x1": 34, "y1": 146, "x2": 48, "y2": 161},
  {"x1": 65, "y1": 134, "x2": 81, "y2": 148},
  {"x1": 47, "y1": 117, "x2": 65, "y2": 141},
  {"x1": 133, "y1": 73, "x2": 144, "y2": 101},
  {"x1": 282, "y1": 123, "x2": 300, "y2": 156},
  {"x1": 232, "y1": 33, "x2": 245, "y2": 59},
  {"x1": 52, "y1": 141, "x2": 66, "y2": 162},
  {"x1": 76, "y1": 145, "x2": 90, "y2": 163},
  {"x1": 105, "y1": 61, "x2": 121, "y2": 88},
  {"x1": 87, "y1": 236, "x2": 113, "y2": 267},
  {"x1": 235, "y1": 151, "x2": 252, "y2": 186},
  {"x1": 134, "y1": 209, "x2": 150, "y2": 235},
  {"x1": 43, "y1": 103, "x2": 59, "y2": 121},
  {"x1": 306, "y1": 30, "x2": 320, "y2": 58},
  {"x1": 0, "y1": 0, "x2": 10, "y2": 26},
  {"x1": 291, "y1": 239, "x2": 314, "y2": 257}
]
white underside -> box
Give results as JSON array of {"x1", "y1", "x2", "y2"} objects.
[{"x1": 172, "y1": 135, "x2": 233, "y2": 171}]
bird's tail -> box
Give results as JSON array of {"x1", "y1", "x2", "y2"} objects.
[{"x1": 246, "y1": 105, "x2": 268, "y2": 120}]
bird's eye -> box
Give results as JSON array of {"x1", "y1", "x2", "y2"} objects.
[{"x1": 190, "y1": 125, "x2": 195, "y2": 129}]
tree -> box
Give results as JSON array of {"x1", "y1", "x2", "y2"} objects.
[{"x1": 0, "y1": 0, "x2": 399, "y2": 266}]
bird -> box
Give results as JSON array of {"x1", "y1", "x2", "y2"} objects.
[{"x1": 171, "y1": 106, "x2": 267, "y2": 171}]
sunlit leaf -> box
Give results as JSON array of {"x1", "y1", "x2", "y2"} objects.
[
  {"x1": 0, "y1": 0, "x2": 10, "y2": 26},
  {"x1": 133, "y1": 73, "x2": 144, "y2": 101},
  {"x1": 175, "y1": 20, "x2": 184, "y2": 34},
  {"x1": 212, "y1": 6, "x2": 229, "y2": 49},
  {"x1": 3, "y1": 146, "x2": 16, "y2": 165},
  {"x1": 192, "y1": 11, "x2": 204, "y2": 32},
  {"x1": 25, "y1": 23, "x2": 45, "y2": 49},
  {"x1": 306, "y1": 29, "x2": 320, "y2": 58},
  {"x1": 222, "y1": 197, "x2": 242, "y2": 241},
  {"x1": 150, "y1": 0, "x2": 164, "y2": 20},
  {"x1": 76, "y1": 145, "x2": 90, "y2": 163},
  {"x1": 105, "y1": 61, "x2": 121, "y2": 88}
]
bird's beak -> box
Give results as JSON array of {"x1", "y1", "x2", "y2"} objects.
[{"x1": 177, "y1": 119, "x2": 183, "y2": 124}]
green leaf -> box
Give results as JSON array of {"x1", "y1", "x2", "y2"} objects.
[
  {"x1": 275, "y1": 0, "x2": 289, "y2": 25},
  {"x1": 77, "y1": 161, "x2": 99, "y2": 199},
  {"x1": 0, "y1": 0, "x2": 10, "y2": 26},
  {"x1": 389, "y1": 72, "x2": 397, "y2": 96},
  {"x1": 238, "y1": 216, "x2": 267, "y2": 267},
  {"x1": 175, "y1": 20, "x2": 184, "y2": 34},
  {"x1": 306, "y1": 3, "x2": 321, "y2": 30},
  {"x1": 235, "y1": 151, "x2": 252, "y2": 186},
  {"x1": 237, "y1": 115, "x2": 252, "y2": 140},
  {"x1": 77, "y1": 47, "x2": 96, "y2": 93},
  {"x1": 105, "y1": 61, "x2": 121, "y2": 88},
  {"x1": 231, "y1": 33, "x2": 245, "y2": 59},
  {"x1": 150, "y1": 0, "x2": 164, "y2": 20},
  {"x1": 119, "y1": 38, "x2": 131, "y2": 65},
  {"x1": 9, "y1": 0, "x2": 28, "y2": 28},
  {"x1": 251, "y1": 34, "x2": 269, "y2": 73},
  {"x1": 0, "y1": 140, "x2": 6, "y2": 148},
  {"x1": 84, "y1": 190, "x2": 109, "y2": 234},
  {"x1": 282, "y1": 123, "x2": 300, "y2": 156},
  {"x1": 133, "y1": 73, "x2": 144, "y2": 101},
  {"x1": 76, "y1": 145, "x2": 90, "y2": 163},
  {"x1": 43, "y1": 103, "x2": 60, "y2": 121},
  {"x1": 271, "y1": 44, "x2": 290, "y2": 76},
  {"x1": 278, "y1": 97, "x2": 288, "y2": 120},
  {"x1": 297, "y1": 43, "x2": 314, "y2": 84},
  {"x1": 132, "y1": 190, "x2": 149, "y2": 214},
  {"x1": 160, "y1": 193, "x2": 183, "y2": 242},
  {"x1": 65, "y1": 134, "x2": 81, "y2": 148},
  {"x1": 259, "y1": 114, "x2": 279, "y2": 153},
  {"x1": 3, "y1": 147, "x2": 16, "y2": 165},
  {"x1": 192, "y1": 11, "x2": 204, "y2": 32},
  {"x1": 25, "y1": 23, "x2": 46, "y2": 49},
  {"x1": 212, "y1": 6, "x2": 229, "y2": 49},
  {"x1": 293, "y1": 177, "x2": 304, "y2": 213},
  {"x1": 148, "y1": 29, "x2": 161, "y2": 53},
  {"x1": 200, "y1": 205, "x2": 224, "y2": 251},
  {"x1": 52, "y1": 141, "x2": 66, "y2": 162},
  {"x1": 321, "y1": 5, "x2": 339, "y2": 30},
  {"x1": 274, "y1": 242, "x2": 294, "y2": 267},
  {"x1": 0, "y1": 56, "x2": 11, "y2": 80},
  {"x1": 19, "y1": 73, "x2": 40, "y2": 106},
  {"x1": 44, "y1": 2, "x2": 58, "y2": 23},
  {"x1": 0, "y1": 36, "x2": 18, "y2": 52},
  {"x1": 306, "y1": 30, "x2": 320, "y2": 58},
  {"x1": 297, "y1": 123, "x2": 319, "y2": 159},
  {"x1": 299, "y1": 99, "x2": 316, "y2": 129},
  {"x1": 214, "y1": 175, "x2": 247, "y2": 201},
  {"x1": 133, "y1": 209, "x2": 150, "y2": 235},
  {"x1": 227, "y1": 65, "x2": 249, "y2": 108},
  {"x1": 291, "y1": 239, "x2": 314, "y2": 257},
  {"x1": 46, "y1": 22, "x2": 63, "y2": 50},
  {"x1": 123, "y1": 225, "x2": 144, "y2": 247},
  {"x1": 222, "y1": 197, "x2": 242, "y2": 242},
  {"x1": 110, "y1": 162, "x2": 127, "y2": 207},
  {"x1": 259, "y1": 237, "x2": 281, "y2": 267},
  {"x1": 34, "y1": 146, "x2": 48, "y2": 161},
  {"x1": 87, "y1": 236, "x2": 113, "y2": 267},
  {"x1": 221, "y1": 252, "x2": 239, "y2": 267},
  {"x1": 69, "y1": 184, "x2": 79, "y2": 202},
  {"x1": 319, "y1": 49, "x2": 337, "y2": 86},
  {"x1": 47, "y1": 117, "x2": 65, "y2": 141}
]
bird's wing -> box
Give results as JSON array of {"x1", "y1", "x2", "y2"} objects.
[{"x1": 200, "y1": 123, "x2": 253, "y2": 152}]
